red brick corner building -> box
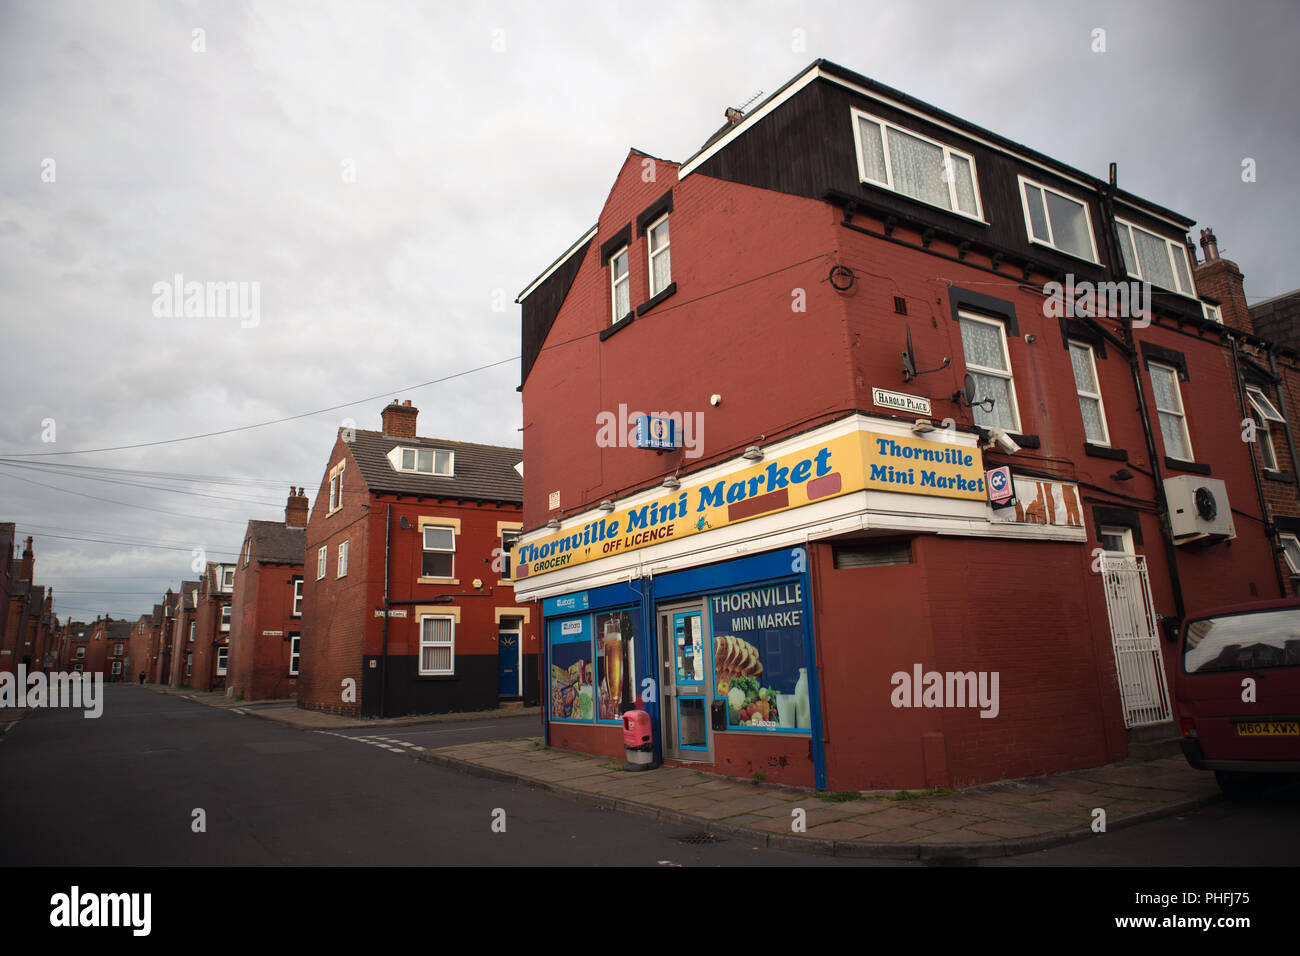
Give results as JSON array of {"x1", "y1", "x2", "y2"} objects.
[{"x1": 298, "y1": 401, "x2": 536, "y2": 718}]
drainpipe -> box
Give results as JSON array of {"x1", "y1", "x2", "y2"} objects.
[
  {"x1": 1229, "y1": 333, "x2": 1285, "y2": 597},
  {"x1": 380, "y1": 504, "x2": 391, "y2": 719},
  {"x1": 1267, "y1": 349, "x2": 1300, "y2": 485},
  {"x1": 1097, "y1": 175, "x2": 1186, "y2": 624}
]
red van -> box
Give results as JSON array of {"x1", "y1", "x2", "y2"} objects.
[{"x1": 1175, "y1": 598, "x2": 1300, "y2": 799}]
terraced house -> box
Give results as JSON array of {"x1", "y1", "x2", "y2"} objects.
[
  {"x1": 298, "y1": 400, "x2": 537, "y2": 718},
  {"x1": 513, "y1": 59, "x2": 1282, "y2": 791}
]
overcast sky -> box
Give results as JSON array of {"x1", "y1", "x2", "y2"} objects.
[{"x1": 2, "y1": 0, "x2": 1297, "y2": 624}]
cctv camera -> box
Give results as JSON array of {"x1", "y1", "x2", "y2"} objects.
[
  {"x1": 710, "y1": 394, "x2": 722, "y2": 407},
  {"x1": 988, "y1": 427, "x2": 1021, "y2": 455}
]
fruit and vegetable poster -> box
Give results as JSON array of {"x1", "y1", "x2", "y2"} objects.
[
  {"x1": 710, "y1": 583, "x2": 810, "y2": 732},
  {"x1": 549, "y1": 617, "x2": 594, "y2": 722}
]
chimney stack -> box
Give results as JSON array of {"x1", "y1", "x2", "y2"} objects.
[
  {"x1": 724, "y1": 106, "x2": 744, "y2": 126},
  {"x1": 1192, "y1": 226, "x2": 1253, "y2": 335},
  {"x1": 381, "y1": 399, "x2": 419, "y2": 438},
  {"x1": 20, "y1": 536, "x2": 33, "y2": 581},
  {"x1": 285, "y1": 486, "x2": 309, "y2": 529}
]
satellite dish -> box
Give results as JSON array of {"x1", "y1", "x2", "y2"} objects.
[
  {"x1": 962, "y1": 373, "x2": 977, "y2": 405},
  {"x1": 399, "y1": 516, "x2": 411, "y2": 530}
]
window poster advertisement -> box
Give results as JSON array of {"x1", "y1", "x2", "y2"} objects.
[
  {"x1": 549, "y1": 617, "x2": 593, "y2": 721},
  {"x1": 710, "y1": 583, "x2": 811, "y2": 732},
  {"x1": 595, "y1": 609, "x2": 638, "y2": 722}
]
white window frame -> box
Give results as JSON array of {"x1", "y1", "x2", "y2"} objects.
[
  {"x1": 1116, "y1": 218, "x2": 1195, "y2": 298},
  {"x1": 326, "y1": 460, "x2": 345, "y2": 516},
  {"x1": 316, "y1": 546, "x2": 327, "y2": 580},
  {"x1": 500, "y1": 528, "x2": 521, "y2": 582},
  {"x1": 1069, "y1": 341, "x2": 1110, "y2": 446},
  {"x1": 1246, "y1": 386, "x2": 1285, "y2": 472},
  {"x1": 221, "y1": 566, "x2": 235, "y2": 591},
  {"x1": 1149, "y1": 362, "x2": 1194, "y2": 461},
  {"x1": 647, "y1": 214, "x2": 671, "y2": 297},
  {"x1": 185, "y1": 653, "x2": 193, "y2": 678},
  {"x1": 1017, "y1": 175, "x2": 1100, "y2": 264},
  {"x1": 292, "y1": 578, "x2": 303, "y2": 617},
  {"x1": 188, "y1": 621, "x2": 196, "y2": 643},
  {"x1": 394, "y1": 446, "x2": 454, "y2": 476},
  {"x1": 289, "y1": 633, "x2": 300, "y2": 676},
  {"x1": 1099, "y1": 525, "x2": 1135, "y2": 555},
  {"x1": 850, "y1": 107, "x2": 985, "y2": 221},
  {"x1": 241, "y1": 539, "x2": 251, "y2": 567},
  {"x1": 328, "y1": 474, "x2": 339, "y2": 512},
  {"x1": 421, "y1": 525, "x2": 456, "y2": 580},
  {"x1": 114, "y1": 642, "x2": 124, "y2": 656},
  {"x1": 74, "y1": 662, "x2": 84, "y2": 672},
  {"x1": 215, "y1": 645, "x2": 228, "y2": 676},
  {"x1": 1201, "y1": 302, "x2": 1222, "y2": 324},
  {"x1": 220, "y1": 605, "x2": 231, "y2": 632},
  {"x1": 958, "y1": 311, "x2": 1021, "y2": 432},
  {"x1": 337, "y1": 540, "x2": 349, "y2": 578},
  {"x1": 610, "y1": 246, "x2": 630, "y2": 323},
  {"x1": 418, "y1": 614, "x2": 456, "y2": 676},
  {"x1": 76, "y1": 646, "x2": 85, "y2": 659},
  {"x1": 112, "y1": 661, "x2": 122, "y2": 675}
]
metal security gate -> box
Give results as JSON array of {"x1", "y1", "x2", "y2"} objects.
[{"x1": 1099, "y1": 553, "x2": 1172, "y2": 727}]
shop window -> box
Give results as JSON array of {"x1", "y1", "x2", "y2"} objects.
[
  {"x1": 596, "y1": 609, "x2": 639, "y2": 722},
  {"x1": 832, "y1": 541, "x2": 912, "y2": 569},
  {"x1": 548, "y1": 617, "x2": 594, "y2": 722},
  {"x1": 709, "y1": 583, "x2": 810, "y2": 733}
]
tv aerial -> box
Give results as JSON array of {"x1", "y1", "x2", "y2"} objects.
[{"x1": 901, "y1": 324, "x2": 951, "y2": 382}]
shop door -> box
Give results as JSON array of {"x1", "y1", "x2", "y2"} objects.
[
  {"x1": 657, "y1": 602, "x2": 713, "y2": 762},
  {"x1": 498, "y1": 620, "x2": 521, "y2": 697}
]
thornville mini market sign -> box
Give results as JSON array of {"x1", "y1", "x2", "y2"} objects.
[{"x1": 514, "y1": 430, "x2": 985, "y2": 579}]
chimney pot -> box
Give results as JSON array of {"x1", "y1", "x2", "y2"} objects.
[{"x1": 381, "y1": 400, "x2": 420, "y2": 438}]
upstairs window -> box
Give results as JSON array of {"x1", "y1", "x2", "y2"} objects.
[
  {"x1": 1018, "y1": 176, "x2": 1098, "y2": 263},
  {"x1": 1246, "y1": 386, "x2": 1286, "y2": 472},
  {"x1": 316, "y1": 546, "x2": 327, "y2": 580},
  {"x1": 422, "y1": 526, "x2": 455, "y2": 578},
  {"x1": 1069, "y1": 342, "x2": 1110, "y2": 445},
  {"x1": 289, "y1": 634, "x2": 301, "y2": 676},
  {"x1": 394, "y1": 446, "x2": 453, "y2": 476},
  {"x1": 1149, "y1": 362, "x2": 1193, "y2": 461},
  {"x1": 959, "y1": 312, "x2": 1020, "y2": 432},
  {"x1": 337, "y1": 540, "x2": 349, "y2": 578},
  {"x1": 241, "y1": 539, "x2": 251, "y2": 567},
  {"x1": 852, "y1": 108, "x2": 982, "y2": 219},
  {"x1": 221, "y1": 566, "x2": 235, "y2": 590},
  {"x1": 220, "y1": 606, "x2": 231, "y2": 632},
  {"x1": 610, "y1": 247, "x2": 630, "y2": 322},
  {"x1": 500, "y1": 528, "x2": 521, "y2": 581},
  {"x1": 327, "y1": 461, "x2": 345, "y2": 515},
  {"x1": 292, "y1": 578, "x2": 303, "y2": 617},
  {"x1": 1116, "y1": 219, "x2": 1194, "y2": 297},
  {"x1": 647, "y1": 215, "x2": 671, "y2": 296},
  {"x1": 188, "y1": 621, "x2": 196, "y2": 643}
]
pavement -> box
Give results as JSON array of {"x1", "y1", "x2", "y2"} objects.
[{"x1": 142, "y1": 683, "x2": 1221, "y2": 860}]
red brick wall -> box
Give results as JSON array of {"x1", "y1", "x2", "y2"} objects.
[
  {"x1": 298, "y1": 436, "x2": 369, "y2": 716},
  {"x1": 228, "y1": 549, "x2": 302, "y2": 701}
]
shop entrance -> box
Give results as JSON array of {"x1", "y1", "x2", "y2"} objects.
[{"x1": 657, "y1": 601, "x2": 713, "y2": 762}]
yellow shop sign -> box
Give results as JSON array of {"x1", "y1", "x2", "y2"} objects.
[{"x1": 515, "y1": 430, "x2": 984, "y2": 578}]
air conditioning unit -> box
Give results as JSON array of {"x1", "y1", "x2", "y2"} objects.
[{"x1": 1164, "y1": 475, "x2": 1235, "y2": 544}]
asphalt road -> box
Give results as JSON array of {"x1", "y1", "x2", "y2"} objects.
[
  {"x1": 0, "y1": 686, "x2": 870, "y2": 866},
  {"x1": 2, "y1": 685, "x2": 1296, "y2": 867}
]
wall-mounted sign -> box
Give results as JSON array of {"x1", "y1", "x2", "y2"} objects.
[
  {"x1": 988, "y1": 476, "x2": 1083, "y2": 527},
  {"x1": 372, "y1": 609, "x2": 408, "y2": 618},
  {"x1": 546, "y1": 592, "x2": 590, "y2": 615},
  {"x1": 560, "y1": 619, "x2": 584, "y2": 635},
  {"x1": 986, "y1": 466, "x2": 1014, "y2": 508},
  {"x1": 635, "y1": 414, "x2": 677, "y2": 450},
  {"x1": 261, "y1": 630, "x2": 284, "y2": 637},
  {"x1": 515, "y1": 429, "x2": 985, "y2": 579},
  {"x1": 871, "y1": 387, "x2": 932, "y2": 417}
]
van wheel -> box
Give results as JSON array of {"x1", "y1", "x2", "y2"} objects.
[{"x1": 1215, "y1": 771, "x2": 1270, "y2": 802}]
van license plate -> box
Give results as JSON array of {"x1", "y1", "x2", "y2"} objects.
[{"x1": 1235, "y1": 721, "x2": 1300, "y2": 736}]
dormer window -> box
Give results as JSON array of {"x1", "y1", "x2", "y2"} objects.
[
  {"x1": 390, "y1": 446, "x2": 454, "y2": 476},
  {"x1": 221, "y1": 566, "x2": 235, "y2": 591},
  {"x1": 852, "y1": 108, "x2": 983, "y2": 220},
  {"x1": 1116, "y1": 218, "x2": 1195, "y2": 297}
]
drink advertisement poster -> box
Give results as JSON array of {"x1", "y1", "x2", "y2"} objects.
[
  {"x1": 709, "y1": 584, "x2": 811, "y2": 732},
  {"x1": 596, "y1": 610, "x2": 638, "y2": 722}
]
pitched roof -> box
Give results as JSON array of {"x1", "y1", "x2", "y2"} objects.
[
  {"x1": 106, "y1": 620, "x2": 133, "y2": 641},
  {"x1": 346, "y1": 430, "x2": 522, "y2": 503},
  {"x1": 181, "y1": 580, "x2": 200, "y2": 610},
  {"x1": 248, "y1": 520, "x2": 306, "y2": 565}
]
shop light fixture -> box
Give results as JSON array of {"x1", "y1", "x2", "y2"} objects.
[
  {"x1": 662, "y1": 476, "x2": 681, "y2": 489},
  {"x1": 1110, "y1": 469, "x2": 1134, "y2": 482},
  {"x1": 546, "y1": 519, "x2": 561, "y2": 530},
  {"x1": 742, "y1": 446, "x2": 764, "y2": 461},
  {"x1": 911, "y1": 419, "x2": 935, "y2": 434},
  {"x1": 598, "y1": 500, "x2": 615, "y2": 512}
]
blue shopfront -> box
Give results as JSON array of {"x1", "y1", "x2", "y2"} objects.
[{"x1": 542, "y1": 547, "x2": 827, "y2": 789}]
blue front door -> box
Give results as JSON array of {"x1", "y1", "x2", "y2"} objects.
[{"x1": 498, "y1": 628, "x2": 520, "y2": 696}]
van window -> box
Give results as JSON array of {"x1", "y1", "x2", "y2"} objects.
[{"x1": 1183, "y1": 608, "x2": 1300, "y2": 675}]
